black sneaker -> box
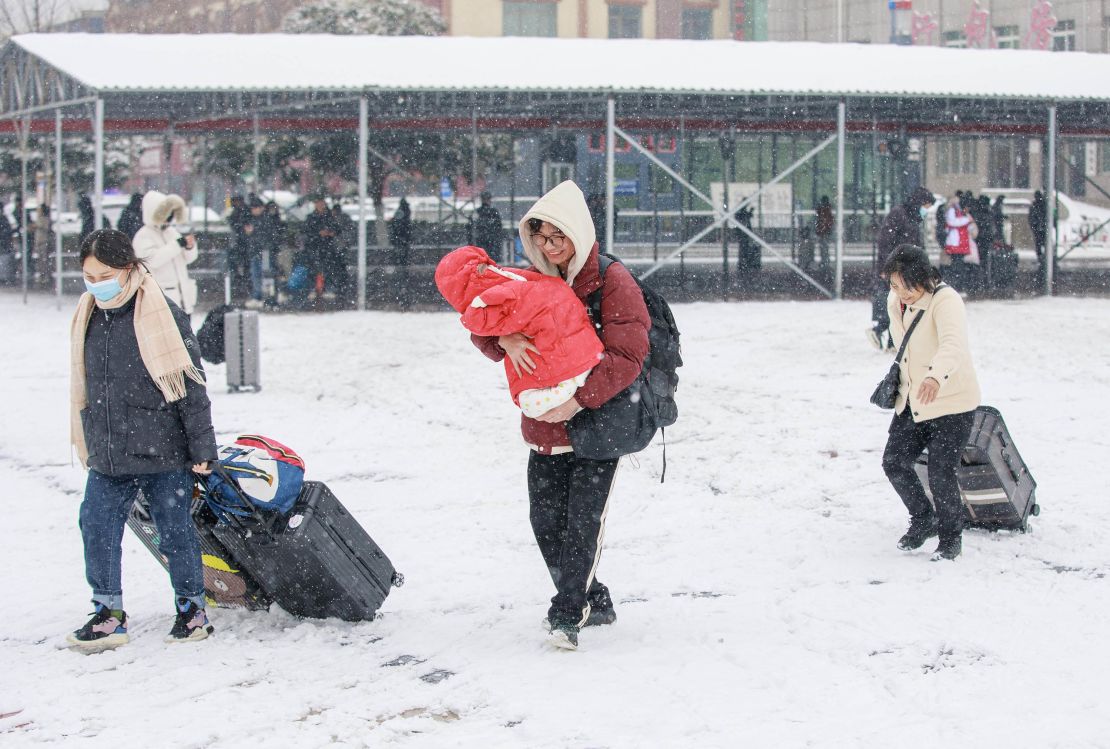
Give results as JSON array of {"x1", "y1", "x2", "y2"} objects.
[
  {"x1": 586, "y1": 589, "x2": 617, "y2": 627},
  {"x1": 897, "y1": 515, "x2": 939, "y2": 551},
  {"x1": 549, "y1": 623, "x2": 579, "y2": 651},
  {"x1": 66, "y1": 604, "x2": 129, "y2": 652},
  {"x1": 585, "y1": 606, "x2": 617, "y2": 627},
  {"x1": 931, "y1": 536, "x2": 962, "y2": 562},
  {"x1": 165, "y1": 598, "x2": 214, "y2": 643}
]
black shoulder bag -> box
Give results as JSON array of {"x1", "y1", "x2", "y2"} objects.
[{"x1": 870, "y1": 308, "x2": 925, "y2": 409}]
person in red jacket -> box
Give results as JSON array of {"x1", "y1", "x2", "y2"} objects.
[
  {"x1": 435, "y1": 245, "x2": 604, "y2": 416},
  {"x1": 470, "y1": 180, "x2": 650, "y2": 651}
]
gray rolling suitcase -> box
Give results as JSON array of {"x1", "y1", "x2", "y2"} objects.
[
  {"x1": 224, "y1": 309, "x2": 261, "y2": 392},
  {"x1": 212, "y1": 480, "x2": 403, "y2": 622},
  {"x1": 915, "y1": 405, "x2": 1040, "y2": 532}
]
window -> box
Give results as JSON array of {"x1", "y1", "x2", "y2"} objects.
[
  {"x1": 936, "y1": 139, "x2": 978, "y2": 175},
  {"x1": 682, "y1": 8, "x2": 713, "y2": 39},
  {"x1": 609, "y1": 5, "x2": 642, "y2": 39},
  {"x1": 542, "y1": 162, "x2": 575, "y2": 194},
  {"x1": 942, "y1": 30, "x2": 966, "y2": 47},
  {"x1": 995, "y1": 25, "x2": 1019, "y2": 49},
  {"x1": 987, "y1": 139, "x2": 1029, "y2": 188},
  {"x1": 502, "y1": 1, "x2": 556, "y2": 37},
  {"x1": 1098, "y1": 143, "x2": 1110, "y2": 173},
  {"x1": 1052, "y1": 19, "x2": 1076, "y2": 51}
]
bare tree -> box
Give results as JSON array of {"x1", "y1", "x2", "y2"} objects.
[{"x1": 0, "y1": 0, "x2": 66, "y2": 38}]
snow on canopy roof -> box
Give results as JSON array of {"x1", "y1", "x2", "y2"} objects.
[{"x1": 11, "y1": 32, "x2": 1110, "y2": 102}]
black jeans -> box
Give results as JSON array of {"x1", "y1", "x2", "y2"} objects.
[
  {"x1": 882, "y1": 407, "x2": 975, "y2": 541},
  {"x1": 527, "y1": 451, "x2": 619, "y2": 627}
]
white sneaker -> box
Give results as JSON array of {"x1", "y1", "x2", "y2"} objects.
[{"x1": 865, "y1": 328, "x2": 883, "y2": 351}]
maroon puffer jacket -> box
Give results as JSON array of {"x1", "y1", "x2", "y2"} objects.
[{"x1": 472, "y1": 243, "x2": 650, "y2": 454}]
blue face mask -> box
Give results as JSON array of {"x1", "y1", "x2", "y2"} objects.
[
  {"x1": 84, "y1": 272, "x2": 125, "y2": 302},
  {"x1": 919, "y1": 206, "x2": 929, "y2": 220}
]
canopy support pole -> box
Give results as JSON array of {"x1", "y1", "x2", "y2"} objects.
[
  {"x1": 835, "y1": 99, "x2": 846, "y2": 300},
  {"x1": 605, "y1": 96, "x2": 615, "y2": 254},
  {"x1": 93, "y1": 98, "x2": 104, "y2": 233},
  {"x1": 1045, "y1": 103, "x2": 1056, "y2": 296},
  {"x1": 357, "y1": 96, "x2": 368, "y2": 311},
  {"x1": 55, "y1": 107, "x2": 64, "y2": 308},
  {"x1": 19, "y1": 117, "x2": 29, "y2": 304}
]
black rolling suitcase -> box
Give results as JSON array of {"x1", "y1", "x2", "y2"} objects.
[
  {"x1": 212, "y1": 481, "x2": 402, "y2": 621},
  {"x1": 126, "y1": 490, "x2": 271, "y2": 610},
  {"x1": 915, "y1": 405, "x2": 1040, "y2": 532}
]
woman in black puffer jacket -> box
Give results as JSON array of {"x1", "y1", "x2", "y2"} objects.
[{"x1": 67, "y1": 229, "x2": 217, "y2": 652}]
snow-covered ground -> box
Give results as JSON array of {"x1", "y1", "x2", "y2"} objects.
[{"x1": 2, "y1": 290, "x2": 1109, "y2": 748}]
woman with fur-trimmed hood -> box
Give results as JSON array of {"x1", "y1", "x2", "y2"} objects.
[
  {"x1": 132, "y1": 191, "x2": 199, "y2": 313},
  {"x1": 470, "y1": 180, "x2": 650, "y2": 651}
]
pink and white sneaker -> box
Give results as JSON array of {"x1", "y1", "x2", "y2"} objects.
[
  {"x1": 67, "y1": 604, "x2": 129, "y2": 652},
  {"x1": 165, "y1": 599, "x2": 214, "y2": 643}
]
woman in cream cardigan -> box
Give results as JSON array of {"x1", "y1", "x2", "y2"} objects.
[{"x1": 881, "y1": 245, "x2": 980, "y2": 561}]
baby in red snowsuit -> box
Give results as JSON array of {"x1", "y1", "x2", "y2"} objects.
[{"x1": 436, "y1": 245, "x2": 604, "y2": 417}]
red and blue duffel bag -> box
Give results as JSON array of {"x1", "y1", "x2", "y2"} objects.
[{"x1": 204, "y1": 435, "x2": 306, "y2": 519}]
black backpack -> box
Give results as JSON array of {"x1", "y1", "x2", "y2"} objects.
[
  {"x1": 583, "y1": 254, "x2": 682, "y2": 477},
  {"x1": 196, "y1": 304, "x2": 236, "y2": 365},
  {"x1": 594, "y1": 254, "x2": 681, "y2": 425}
]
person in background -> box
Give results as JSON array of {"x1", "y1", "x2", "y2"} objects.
[
  {"x1": 472, "y1": 191, "x2": 505, "y2": 260},
  {"x1": 79, "y1": 195, "x2": 111, "y2": 241},
  {"x1": 389, "y1": 197, "x2": 413, "y2": 259},
  {"x1": 991, "y1": 195, "x2": 1007, "y2": 245},
  {"x1": 33, "y1": 204, "x2": 55, "y2": 287},
  {"x1": 67, "y1": 229, "x2": 217, "y2": 651},
  {"x1": 881, "y1": 244, "x2": 980, "y2": 562},
  {"x1": 226, "y1": 195, "x2": 250, "y2": 295},
  {"x1": 815, "y1": 195, "x2": 834, "y2": 268},
  {"x1": 0, "y1": 209, "x2": 12, "y2": 255},
  {"x1": 0, "y1": 209, "x2": 14, "y2": 285},
  {"x1": 1028, "y1": 191, "x2": 1048, "y2": 281},
  {"x1": 263, "y1": 201, "x2": 285, "y2": 300},
  {"x1": 390, "y1": 197, "x2": 414, "y2": 306},
  {"x1": 302, "y1": 196, "x2": 338, "y2": 302},
  {"x1": 868, "y1": 186, "x2": 934, "y2": 351},
  {"x1": 242, "y1": 197, "x2": 267, "y2": 308},
  {"x1": 328, "y1": 202, "x2": 355, "y2": 299},
  {"x1": 132, "y1": 191, "x2": 199, "y2": 314},
  {"x1": 116, "y1": 193, "x2": 145, "y2": 240},
  {"x1": 973, "y1": 195, "x2": 995, "y2": 288},
  {"x1": 943, "y1": 194, "x2": 977, "y2": 293},
  {"x1": 934, "y1": 200, "x2": 948, "y2": 253}
]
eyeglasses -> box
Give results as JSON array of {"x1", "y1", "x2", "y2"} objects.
[{"x1": 531, "y1": 232, "x2": 568, "y2": 250}]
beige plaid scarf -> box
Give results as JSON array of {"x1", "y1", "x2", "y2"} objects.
[{"x1": 70, "y1": 268, "x2": 205, "y2": 467}]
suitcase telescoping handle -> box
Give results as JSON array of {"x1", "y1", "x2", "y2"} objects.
[{"x1": 204, "y1": 462, "x2": 277, "y2": 542}]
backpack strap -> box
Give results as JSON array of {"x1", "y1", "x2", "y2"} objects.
[{"x1": 586, "y1": 253, "x2": 617, "y2": 332}]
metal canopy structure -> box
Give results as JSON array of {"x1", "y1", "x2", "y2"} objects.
[{"x1": 6, "y1": 33, "x2": 1110, "y2": 305}]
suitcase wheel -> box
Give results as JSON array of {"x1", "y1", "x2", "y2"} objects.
[
  {"x1": 391, "y1": 572, "x2": 405, "y2": 588},
  {"x1": 1031, "y1": 503, "x2": 1040, "y2": 517}
]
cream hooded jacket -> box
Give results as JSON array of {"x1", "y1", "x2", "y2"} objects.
[
  {"x1": 132, "y1": 191, "x2": 199, "y2": 313},
  {"x1": 887, "y1": 284, "x2": 981, "y2": 422},
  {"x1": 517, "y1": 180, "x2": 596, "y2": 285}
]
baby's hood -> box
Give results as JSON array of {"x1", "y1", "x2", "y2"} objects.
[{"x1": 435, "y1": 245, "x2": 530, "y2": 312}]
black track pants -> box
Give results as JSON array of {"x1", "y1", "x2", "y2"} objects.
[
  {"x1": 527, "y1": 451, "x2": 619, "y2": 627},
  {"x1": 882, "y1": 407, "x2": 975, "y2": 541}
]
